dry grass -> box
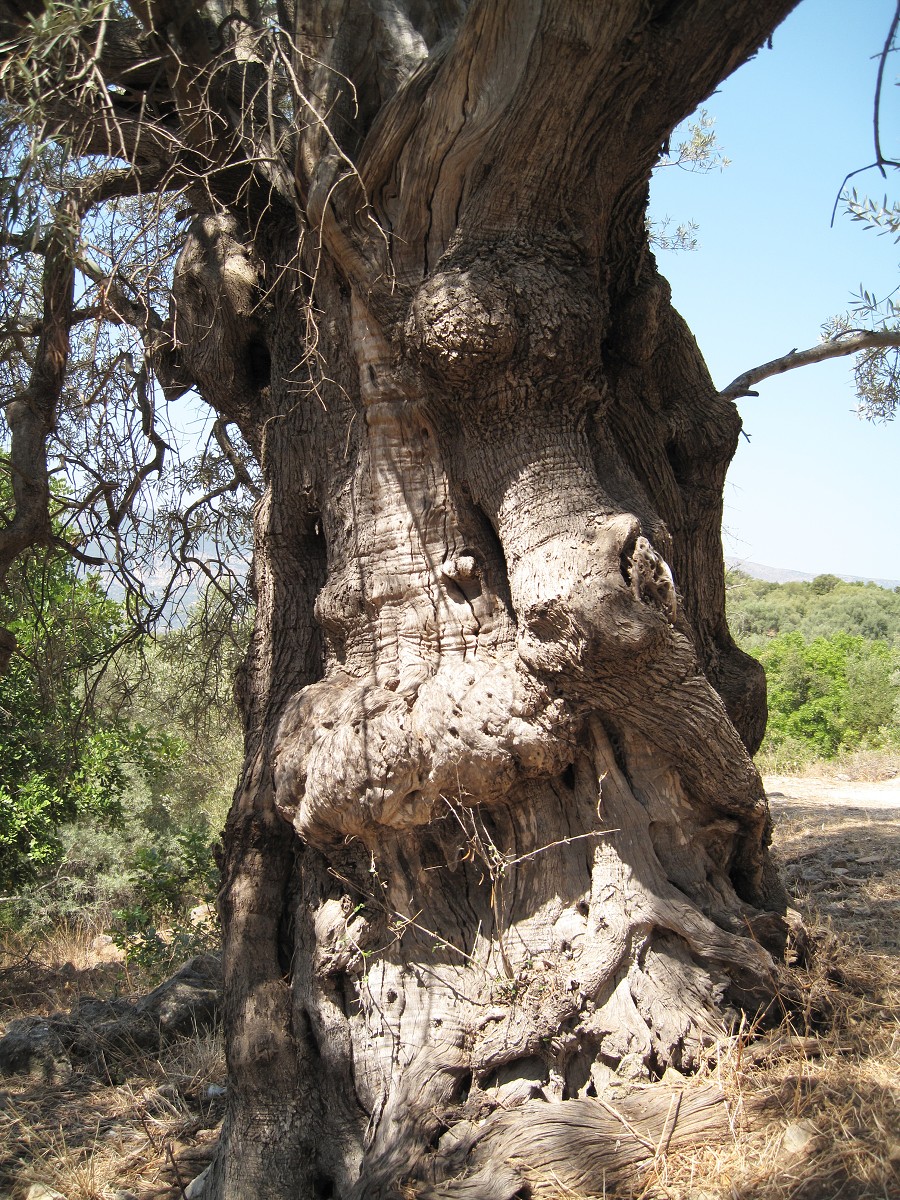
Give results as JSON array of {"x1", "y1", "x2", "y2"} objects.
[
  {"x1": 0, "y1": 923, "x2": 127, "y2": 1019},
  {"x1": 819, "y1": 745, "x2": 900, "y2": 782},
  {"x1": 605, "y1": 801, "x2": 900, "y2": 1200},
  {"x1": 0, "y1": 792, "x2": 897, "y2": 1200},
  {"x1": 0, "y1": 932, "x2": 224, "y2": 1200},
  {"x1": 637, "y1": 932, "x2": 900, "y2": 1199},
  {"x1": 0, "y1": 1024, "x2": 225, "y2": 1199},
  {"x1": 774, "y1": 746, "x2": 900, "y2": 784}
]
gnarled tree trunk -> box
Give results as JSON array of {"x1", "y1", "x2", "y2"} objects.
[{"x1": 150, "y1": 3, "x2": 801, "y2": 1197}]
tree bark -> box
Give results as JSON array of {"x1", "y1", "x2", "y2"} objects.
[
  {"x1": 179, "y1": 3, "x2": 800, "y2": 1181},
  {"x1": 0, "y1": 2, "x2": 806, "y2": 1196}
]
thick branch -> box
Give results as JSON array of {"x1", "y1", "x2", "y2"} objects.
[
  {"x1": 719, "y1": 330, "x2": 900, "y2": 398},
  {"x1": 68, "y1": 162, "x2": 174, "y2": 212},
  {"x1": 627, "y1": 1, "x2": 800, "y2": 159},
  {"x1": 292, "y1": 0, "x2": 449, "y2": 186},
  {"x1": 330, "y1": 0, "x2": 802, "y2": 303},
  {"x1": 0, "y1": 205, "x2": 75, "y2": 590}
]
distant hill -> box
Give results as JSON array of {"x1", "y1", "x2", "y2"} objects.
[{"x1": 725, "y1": 558, "x2": 900, "y2": 591}]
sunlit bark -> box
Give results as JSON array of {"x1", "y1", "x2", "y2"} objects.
[{"x1": 0, "y1": 2, "x2": 805, "y2": 1195}]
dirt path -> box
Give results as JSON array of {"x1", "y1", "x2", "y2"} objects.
[
  {"x1": 762, "y1": 773, "x2": 900, "y2": 965},
  {"x1": 764, "y1": 773, "x2": 900, "y2": 811}
]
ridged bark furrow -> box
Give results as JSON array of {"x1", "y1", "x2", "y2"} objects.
[{"x1": 159, "y1": 4, "x2": 803, "y2": 1196}]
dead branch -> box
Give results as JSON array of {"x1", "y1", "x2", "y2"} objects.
[{"x1": 74, "y1": 246, "x2": 192, "y2": 397}]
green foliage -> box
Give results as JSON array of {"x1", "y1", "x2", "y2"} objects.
[
  {"x1": 103, "y1": 589, "x2": 249, "y2": 834},
  {"x1": 112, "y1": 811, "x2": 220, "y2": 972},
  {"x1": 728, "y1": 572, "x2": 900, "y2": 767},
  {"x1": 649, "y1": 110, "x2": 728, "y2": 253},
  {"x1": 754, "y1": 632, "x2": 898, "y2": 758},
  {"x1": 0, "y1": 459, "x2": 244, "y2": 903},
  {"x1": 822, "y1": 187, "x2": 900, "y2": 423},
  {"x1": 822, "y1": 302, "x2": 900, "y2": 424},
  {"x1": 0, "y1": 489, "x2": 178, "y2": 887},
  {"x1": 102, "y1": 610, "x2": 244, "y2": 970},
  {"x1": 0, "y1": 534, "x2": 243, "y2": 960},
  {"x1": 659, "y1": 109, "x2": 730, "y2": 174},
  {"x1": 726, "y1": 571, "x2": 900, "y2": 647},
  {"x1": 809, "y1": 573, "x2": 842, "y2": 595},
  {"x1": 843, "y1": 188, "x2": 900, "y2": 239}
]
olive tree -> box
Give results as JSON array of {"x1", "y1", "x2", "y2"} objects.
[{"x1": 0, "y1": 2, "x2": 810, "y2": 1196}]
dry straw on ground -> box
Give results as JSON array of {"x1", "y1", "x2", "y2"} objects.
[{"x1": 0, "y1": 774, "x2": 897, "y2": 1200}]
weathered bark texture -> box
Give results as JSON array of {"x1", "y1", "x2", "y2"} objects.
[
  {"x1": 189, "y1": 4, "x2": 801, "y2": 1197},
  {"x1": 0, "y1": 1, "x2": 804, "y2": 1196}
]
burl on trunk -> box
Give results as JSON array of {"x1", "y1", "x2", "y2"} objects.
[{"x1": 165, "y1": 4, "x2": 803, "y2": 1198}]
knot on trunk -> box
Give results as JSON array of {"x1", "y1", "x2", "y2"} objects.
[
  {"x1": 406, "y1": 266, "x2": 517, "y2": 385},
  {"x1": 272, "y1": 662, "x2": 574, "y2": 847},
  {"x1": 172, "y1": 213, "x2": 270, "y2": 424},
  {"x1": 510, "y1": 515, "x2": 670, "y2": 678},
  {"x1": 626, "y1": 535, "x2": 678, "y2": 622},
  {"x1": 404, "y1": 239, "x2": 602, "y2": 392}
]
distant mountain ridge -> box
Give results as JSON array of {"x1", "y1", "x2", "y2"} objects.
[{"x1": 725, "y1": 557, "x2": 900, "y2": 591}]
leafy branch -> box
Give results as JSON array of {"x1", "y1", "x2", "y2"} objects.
[{"x1": 719, "y1": 328, "x2": 900, "y2": 414}]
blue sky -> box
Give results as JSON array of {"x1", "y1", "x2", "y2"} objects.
[{"x1": 649, "y1": 0, "x2": 900, "y2": 581}]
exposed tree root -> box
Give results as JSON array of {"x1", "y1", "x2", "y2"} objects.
[
  {"x1": 378, "y1": 1084, "x2": 736, "y2": 1198},
  {"x1": 0, "y1": 955, "x2": 221, "y2": 1082}
]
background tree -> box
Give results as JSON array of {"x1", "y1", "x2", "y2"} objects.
[
  {"x1": 0, "y1": 568, "x2": 244, "y2": 968},
  {"x1": 726, "y1": 572, "x2": 900, "y2": 770},
  {"x1": 0, "y1": 474, "x2": 173, "y2": 889},
  {"x1": 0, "y1": 3, "x2": 819, "y2": 1197}
]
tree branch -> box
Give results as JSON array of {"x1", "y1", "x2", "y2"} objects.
[
  {"x1": 334, "y1": 0, "x2": 802, "y2": 299},
  {"x1": 7, "y1": 306, "x2": 103, "y2": 338},
  {"x1": 105, "y1": 361, "x2": 170, "y2": 532},
  {"x1": 69, "y1": 161, "x2": 174, "y2": 212},
  {"x1": 874, "y1": 0, "x2": 900, "y2": 176},
  {"x1": 0, "y1": 200, "x2": 76, "y2": 620},
  {"x1": 74, "y1": 249, "x2": 193, "y2": 398},
  {"x1": 719, "y1": 330, "x2": 900, "y2": 398},
  {"x1": 213, "y1": 418, "x2": 262, "y2": 499}
]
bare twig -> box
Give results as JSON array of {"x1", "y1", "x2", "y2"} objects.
[
  {"x1": 655, "y1": 1090, "x2": 682, "y2": 1160},
  {"x1": 594, "y1": 1096, "x2": 658, "y2": 1153},
  {"x1": 874, "y1": 0, "x2": 900, "y2": 177}
]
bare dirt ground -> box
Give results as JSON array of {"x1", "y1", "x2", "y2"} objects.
[
  {"x1": 648, "y1": 773, "x2": 900, "y2": 1200},
  {"x1": 765, "y1": 772, "x2": 900, "y2": 811},
  {"x1": 0, "y1": 776, "x2": 897, "y2": 1200},
  {"x1": 764, "y1": 770, "x2": 900, "y2": 964}
]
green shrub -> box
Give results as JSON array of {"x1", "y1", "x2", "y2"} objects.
[
  {"x1": 0, "y1": 531, "x2": 179, "y2": 888},
  {"x1": 112, "y1": 810, "x2": 220, "y2": 972},
  {"x1": 1, "y1": 476, "x2": 243, "y2": 935},
  {"x1": 753, "y1": 631, "x2": 900, "y2": 762}
]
